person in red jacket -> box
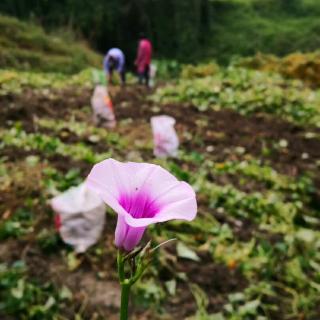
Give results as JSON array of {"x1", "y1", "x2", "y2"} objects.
[{"x1": 135, "y1": 33, "x2": 152, "y2": 87}]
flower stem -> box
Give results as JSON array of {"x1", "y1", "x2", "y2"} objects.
[
  {"x1": 117, "y1": 250, "x2": 125, "y2": 282},
  {"x1": 120, "y1": 280, "x2": 131, "y2": 320},
  {"x1": 118, "y1": 251, "x2": 131, "y2": 320},
  {"x1": 117, "y1": 248, "x2": 150, "y2": 320}
]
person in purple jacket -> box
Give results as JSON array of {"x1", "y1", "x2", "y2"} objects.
[{"x1": 103, "y1": 48, "x2": 126, "y2": 85}]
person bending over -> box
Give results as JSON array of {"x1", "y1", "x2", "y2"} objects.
[{"x1": 103, "y1": 48, "x2": 126, "y2": 85}]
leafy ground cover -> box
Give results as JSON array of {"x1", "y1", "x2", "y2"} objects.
[
  {"x1": 152, "y1": 67, "x2": 320, "y2": 126},
  {"x1": 237, "y1": 52, "x2": 320, "y2": 88},
  {"x1": 1, "y1": 68, "x2": 320, "y2": 319}
]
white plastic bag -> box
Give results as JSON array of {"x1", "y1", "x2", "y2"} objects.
[
  {"x1": 149, "y1": 64, "x2": 157, "y2": 87},
  {"x1": 151, "y1": 115, "x2": 179, "y2": 158},
  {"x1": 91, "y1": 85, "x2": 116, "y2": 128},
  {"x1": 51, "y1": 183, "x2": 106, "y2": 253}
]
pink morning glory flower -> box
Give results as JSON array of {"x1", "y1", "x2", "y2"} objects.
[{"x1": 86, "y1": 159, "x2": 197, "y2": 251}]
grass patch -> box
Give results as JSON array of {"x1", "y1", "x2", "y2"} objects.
[{"x1": 0, "y1": 15, "x2": 101, "y2": 73}]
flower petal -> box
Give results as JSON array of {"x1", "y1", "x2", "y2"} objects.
[
  {"x1": 124, "y1": 181, "x2": 197, "y2": 227},
  {"x1": 86, "y1": 159, "x2": 138, "y2": 217},
  {"x1": 115, "y1": 215, "x2": 146, "y2": 251},
  {"x1": 122, "y1": 226, "x2": 146, "y2": 251},
  {"x1": 129, "y1": 163, "x2": 178, "y2": 194},
  {"x1": 86, "y1": 158, "x2": 197, "y2": 229},
  {"x1": 114, "y1": 215, "x2": 128, "y2": 248},
  {"x1": 86, "y1": 159, "x2": 135, "y2": 197},
  {"x1": 86, "y1": 159, "x2": 179, "y2": 220}
]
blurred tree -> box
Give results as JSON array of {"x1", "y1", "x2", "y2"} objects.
[
  {"x1": 0, "y1": 0, "x2": 214, "y2": 64},
  {"x1": 0, "y1": 0, "x2": 319, "y2": 64}
]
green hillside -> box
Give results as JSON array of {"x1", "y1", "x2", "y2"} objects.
[{"x1": 0, "y1": 15, "x2": 101, "y2": 73}]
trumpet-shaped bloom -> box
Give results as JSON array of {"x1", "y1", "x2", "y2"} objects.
[{"x1": 86, "y1": 159, "x2": 197, "y2": 251}]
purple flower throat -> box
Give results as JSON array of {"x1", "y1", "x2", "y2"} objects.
[{"x1": 118, "y1": 191, "x2": 161, "y2": 219}]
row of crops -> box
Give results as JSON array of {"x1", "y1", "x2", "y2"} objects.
[{"x1": 1, "y1": 66, "x2": 320, "y2": 319}]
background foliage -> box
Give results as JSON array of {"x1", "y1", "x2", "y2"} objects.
[{"x1": 1, "y1": 0, "x2": 320, "y2": 66}]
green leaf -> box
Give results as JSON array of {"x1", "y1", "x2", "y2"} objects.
[
  {"x1": 177, "y1": 242, "x2": 200, "y2": 261},
  {"x1": 59, "y1": 285, "x2": 73, "y2": 300},
  {"x1": 239, "y1": 299, "x2": 260, "y2": 315},
  {"x1": 165, "y1": 279, "x2": 176, "y2": 296},
  {"x1": 67, "y1": 252, "x2": 82, "y2": 271},
  {"x1": 207, "y1": 313, "x2": 225, "y2": 320},
  {"x1": 11, "y1": 279, "x2": 25, "y2": 299}
]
